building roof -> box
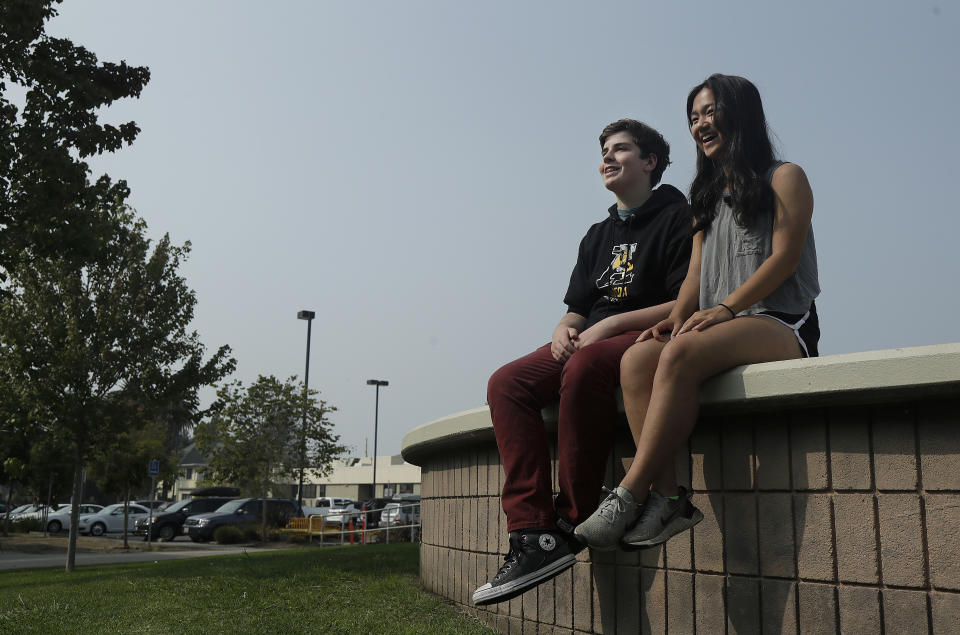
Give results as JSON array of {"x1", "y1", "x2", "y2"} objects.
[{"x1": 307, "y1": 455, "x2": 420, "y2": 485}]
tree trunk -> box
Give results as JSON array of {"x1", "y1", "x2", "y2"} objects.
[
  {"x1": 3, "y1": 481, "x2": 15, "y2": 537},
  {"x1": 44, "y1": 472, "x2": 54, "y2": 537},
  {"x1": 261, "y1": 460, "x2": 268, "y2": 541},
  {"x1": 66, "y1": 457, "x2": 83, "y2": 572},
  {"x1": 122, "y1": 485, "x2": 130, "y2": 550}
]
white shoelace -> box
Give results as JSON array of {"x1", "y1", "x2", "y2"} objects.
[{"x1": 598, "y1": 486, "x2": 628, "y2": 523}]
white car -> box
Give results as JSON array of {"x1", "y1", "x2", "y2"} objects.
[
  {"x1": 3, "y1": 504, "x2": 35, "y2": 521},
  {"x1": 15, "y1": 504, "x2": 66, "y2": 523},
  {"x1": 380, "y1": 500, "x2": 421, "y2": 527},
  {"x1": 77, "y1": 503, "x2": 150, "y2": 536},
  {"x1": 45, "y1": 504, "x2": 104, "y2": 533}
]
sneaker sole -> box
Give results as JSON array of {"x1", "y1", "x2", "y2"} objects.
[
  {"x1": 573, "y1": 527, "x2": 624, "y2": 552},
  {"x1": 472, "y1": 554, "x2": 576, "y2": 605},
  {"x1": 621, "y1": 508, "x2": 704, "y2": 549}
]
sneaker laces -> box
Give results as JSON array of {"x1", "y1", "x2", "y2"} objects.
[
  {"x1": 597, "y1": 486, "x2": 628, "y2": 523},
  {"x1": 493, "y1": 539, "x2": 521, "y2": 582}
]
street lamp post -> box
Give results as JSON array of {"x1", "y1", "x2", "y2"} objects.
[
  {"x1": 296, "y1": 310, "x2": 316, "y2": 513},
  {"x1": 366, "y1": 379, "x2": 388, "y2": 499}
]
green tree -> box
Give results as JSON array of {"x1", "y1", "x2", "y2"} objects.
[
  {"x1": 0, "y1": 0, "x2": 150, "y2": 277},
  {"x1": 195, "y1": 375, "x2": 343, "y2": 539},
  {"x1": 88, "y1": 421, "x2": 165, "y2": 549},
  {"x1": 1, "y1": 457, "x2": 26, "y2": 537},
  {"x1": 0, "y1": 202, "x2": 235, "y2": 571}
]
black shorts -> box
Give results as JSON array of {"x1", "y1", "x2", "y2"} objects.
[{"x1": 757, "y1": 301, "x2": 820, "y2": 358}]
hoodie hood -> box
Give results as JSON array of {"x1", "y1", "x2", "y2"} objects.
[{"x1": 607, "y1": 184, "x2": 688, "y2": 224}]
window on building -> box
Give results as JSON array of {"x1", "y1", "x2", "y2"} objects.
[
  {"x1": 185, "y1": 468, "x2": 193, "y2": 480},
  {"x1": 398, "y1": 483, "x2": 414, "y2": 494},
  {"x1": 317, "y1": 485, "x2": 326, "y2": 497}
]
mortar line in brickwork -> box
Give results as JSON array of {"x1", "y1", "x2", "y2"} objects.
[
  {"x1": 868, "y1": 410, "x2": 887, "y2": 597},
  {"x1": 689, "y1": 570, "x2": 956, "y2": 588},
  {"x1": 750, "y1": 417, "x2": 768, "y2": 635},
  {"x1": 715, "y1": 420, "x2": 733, "y2": 635},
  {"x1": 688, "y1": 434, "x2": 701, "y2": 635},
  {"x1": 786, "y1": 412, "x2": 803, "y2": 635},
  {"x1": 824, "y1": 411, "x2": 841, "y2": 587},
  {"x1": 912, "y1": 404, "x2": 936, "y2": 635}
]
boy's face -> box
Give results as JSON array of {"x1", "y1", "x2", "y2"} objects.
[{"x1": 599, "y1": 131, "x2": 655, "y2": 194}]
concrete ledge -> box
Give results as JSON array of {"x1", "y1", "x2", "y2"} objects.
[
  {"x1": 402, "y1": 343, "x2": 960, "y2": 465},
  {"x1": 410, "y1": 342, "x2": 960, "y2": 634}
]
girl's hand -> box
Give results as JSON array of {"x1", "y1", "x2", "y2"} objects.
[
  {"x1": 637, "y1": 315, "x2": 684, "y2": 342},
  {"x1": 676, "y1": 305, "x2": 734, "y2": 335}
]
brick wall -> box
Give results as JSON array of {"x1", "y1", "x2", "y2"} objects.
[{"x1": 416, "y1": 396, "x2": 960, "y2": 634}]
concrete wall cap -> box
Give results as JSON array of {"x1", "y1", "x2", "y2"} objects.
[{"x1": 401, "y1": 343, "x2": 960, "y2": 465}]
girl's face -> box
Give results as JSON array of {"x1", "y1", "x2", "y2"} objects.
[{"x1": 689, "y1": 87, "x2": 724, "y2": 159}]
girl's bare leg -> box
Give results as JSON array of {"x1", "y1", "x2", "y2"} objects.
[
  {"x1": 620, "y1": 316, "x2": 803, "y2": 498},
  {"x1": 619, "y1": 339, "x2": 677, "y2": 495}
]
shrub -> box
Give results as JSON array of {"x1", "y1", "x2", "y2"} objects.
[
  {"x1": 9, "y1": 518, "x2": 42, "y2": 533},
  {"x1": 213, "y1": 525, "x2": 244, "y2": 544}
]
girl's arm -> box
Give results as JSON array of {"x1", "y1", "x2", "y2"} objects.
[{"x1": 678, "y1": 162, "x2": 814, "y2": 334}]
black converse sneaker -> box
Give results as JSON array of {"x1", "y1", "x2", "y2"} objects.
[{"x1": 472, "y1": 530, "x2": 578, "y2": 605}]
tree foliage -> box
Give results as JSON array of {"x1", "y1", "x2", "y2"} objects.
[
  {"x1": 0, "y1": 0, "x2": 150, "y2": 275},
  {"x1": 0, "y1": 202, "x2": 235, "y2": 569},
  {"x1": 196, "y1": 376, "x2": 344, "y2": 497}
]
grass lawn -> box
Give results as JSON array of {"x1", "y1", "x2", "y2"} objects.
[{"x1": 0, "y1": 543, "x2": 493, "y2": 634}]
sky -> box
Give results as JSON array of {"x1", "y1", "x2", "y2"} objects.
[{"x1": 43, "y1": 1, "x2": 960, "y2": 458}]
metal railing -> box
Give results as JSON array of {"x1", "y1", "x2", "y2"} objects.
[{"x1": 281, "y1": 502, "x2": 421, "y2": 545}]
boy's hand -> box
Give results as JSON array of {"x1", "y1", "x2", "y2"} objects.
[
  {"x1": 575, "y1": 320, "x2": 614, "y2": 349},
  {"x1": 551, "y1": 326, "x2": 579, "y2": 361}
]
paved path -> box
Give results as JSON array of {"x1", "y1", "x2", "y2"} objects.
[{"x1": 0, "y1": 546, "x2": 277, "y2": 571}]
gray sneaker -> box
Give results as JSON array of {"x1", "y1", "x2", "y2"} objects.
[
  {"x1": 573, "y1": 486, "x2": 642, "y2": 551},
  {"x1": 621, "y1": 486, "x2": 703, "y2": 549}
]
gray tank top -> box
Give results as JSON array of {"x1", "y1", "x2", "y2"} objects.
[{"x1": 699, "y1": 162, "x2": 820, "y2": 315}]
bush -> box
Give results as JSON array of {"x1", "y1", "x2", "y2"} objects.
[
  {"x1": 9, "y1": 518, "x2": 42, "y2": 533},
  {"x1": 213, "y1": 525, "x2": 244, "y2": 544}
]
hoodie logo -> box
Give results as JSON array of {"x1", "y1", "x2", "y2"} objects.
[{"x1": 596, "y1": 243, "x2": 637, "y2": 299}]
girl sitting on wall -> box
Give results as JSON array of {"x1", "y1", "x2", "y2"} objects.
[{"x1": 575, "y1": 73, "x2": 821, "y2": 550}]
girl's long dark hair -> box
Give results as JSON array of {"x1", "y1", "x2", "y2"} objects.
[{"x1": 687, "y1": 74, "x2": 777, "y2": 232}]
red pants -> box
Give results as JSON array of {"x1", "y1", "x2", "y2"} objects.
[{"x1": 487, "y1": 332, "x2": 642, "y2": 532}]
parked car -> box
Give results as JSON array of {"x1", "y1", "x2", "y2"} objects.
[
  {"x1": 45, "y1": 504, "x2": 104, "y2": 533},
  {"x1": 312, "y1": 497, "x2": 354, "y2": 516},
  {"x1": 135, "y1": 499, "x2": 171, "y2": 511},
  {"x1": 6, "y1": 504, "x2": 61, "y2": 523},
  {"x1": 134, "y1": 496, "x2": 236, "y2": 541},
  {"x1": 355, "y1": 498, "x2": 393, "y2": 529},
  {"x1": 380, "y1": 498, "x2": 421, "y2": 527},
  {"x1": 76, "y1": 503, "x2": 151, "y2": 536},
  {"x1": 15, "y1": 503, "x2": 67, "y2": 523},
  {"x1": 183, "y1": 498, "x2": 299, "y2": 542},
  {"x1": 322, "y1": 499, "x2": 359, "y2": 527},
  {"x1": 2, "y1": 504, "x2": 33, "y2": 521}
]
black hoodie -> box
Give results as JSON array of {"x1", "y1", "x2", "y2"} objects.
[{"x1": 563, "y1": 184, "x2": 691, "y2": 329}]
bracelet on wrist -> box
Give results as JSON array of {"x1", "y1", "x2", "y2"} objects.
[{"x1": 718, "y1": 303, "x2": 736, "y2": 318}]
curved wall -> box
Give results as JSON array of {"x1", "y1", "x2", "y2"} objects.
[{"x1": 403, "y1": 344, "x2": 960, "y2": 634}]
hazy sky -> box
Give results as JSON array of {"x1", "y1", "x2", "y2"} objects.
[{"x1": 46, "y1": 1, "x2": 959, "y2": 458}]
